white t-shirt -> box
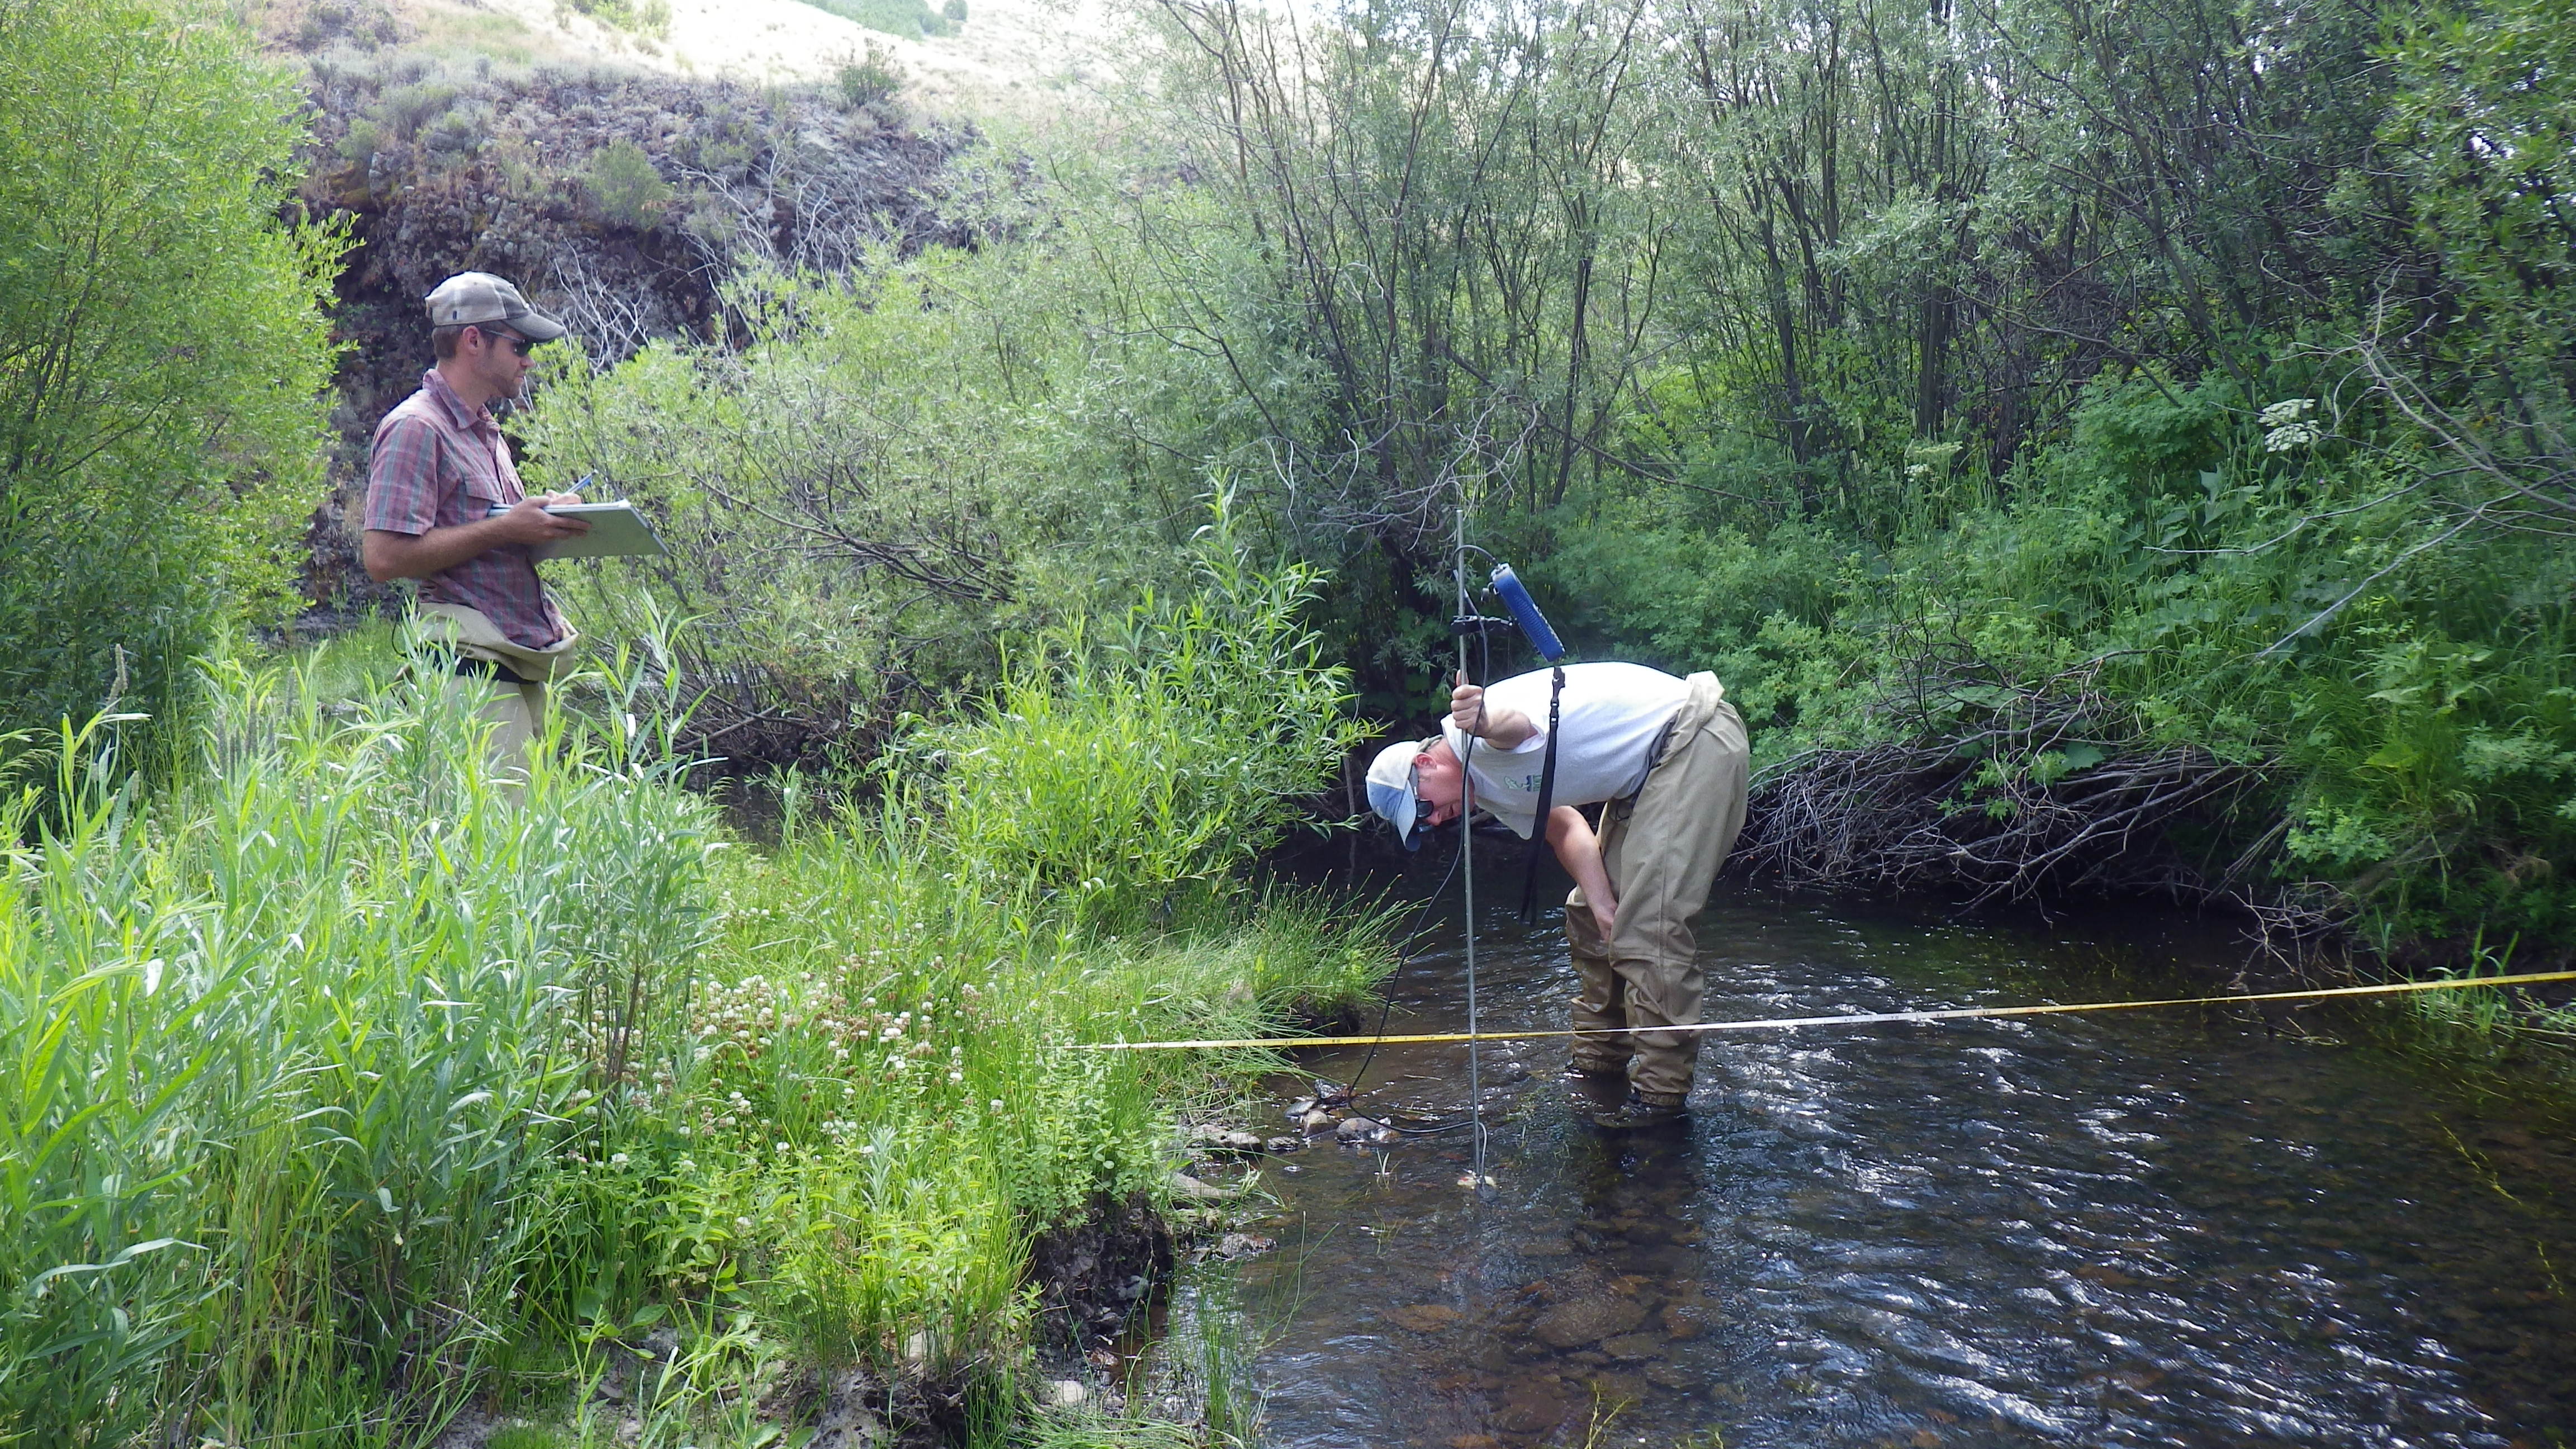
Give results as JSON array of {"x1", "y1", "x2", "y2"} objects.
[{"x1": 1442, "y1": 661, "x2": 1694, "y2": 839}]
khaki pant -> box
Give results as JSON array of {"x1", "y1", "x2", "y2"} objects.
[
  {"x1": 413, "y1": 602, "x2": 580, "y2": 777},
  {"x1": 1562, "y1": 672, "x2": 1749, "y2": 1102}
]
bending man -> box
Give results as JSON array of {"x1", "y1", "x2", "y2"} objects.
[{"x1": 1365, "y1": 662, "x2": 1749, "y2": 1129}]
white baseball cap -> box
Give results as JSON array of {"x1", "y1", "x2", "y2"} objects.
[{"x1": 1365, "y1": 738, "x2": 1433, "y2": 851}]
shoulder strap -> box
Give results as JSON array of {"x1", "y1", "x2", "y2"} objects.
[{"x1": 1517, "y1": 665, "x2": 1566, "y2": 923}]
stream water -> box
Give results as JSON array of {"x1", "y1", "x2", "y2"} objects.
[{"x1": 1223, "y1": 865, "x2": 2576, "y2": 1448}]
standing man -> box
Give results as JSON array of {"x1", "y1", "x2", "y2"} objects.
[
  {"x1": 362, "y1": 271, "x2": 590, "y2": 769},
  {"x1": 1365, "y1": 662, "x2": 1750, "y2": 1129}
]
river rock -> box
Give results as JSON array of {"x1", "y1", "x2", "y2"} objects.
[
  {"x1": 1583, "y1": 1370, "x2": 1649, "y2": 1406},
  {"x1": 1300, "y1": 1109, "x2": 1336, "y2": 1135},
  {"x1": 1264, "y1": 1135, "x2": 1305, "y2": 1154},
  {"x1": 1311, "y1": 1078, "x2": 1349, "y2": 1106},
  {"x1": 1337, "y1": 1115, "x2": 1389, "y2": 1142},
  {"x1": 1386, "y1": 1303, "x2": 1464, "y2": 1333},
  {"x1": 1660, "y1": 1299, "x2": 1711, "y2": 1339},
  {"x1": 1214, "y1": 1232, "x2": 1275, "y2": 1261},
  {"x1": 1645, "y1": 1362, "x2": 1699, "y2": 1391},
  {"x1": 1045, "y1": 1379, "x2": 1088, "y2": 1408},
  {"x1": 1285, "y1": 1096, "x2": 1317, "y2": 1119},
  {"x1": 1531, "y1": 1296, "x2": 1646, "y2": 1349},
  {"x1": 1170, "y1": 1171, "x2": 1242, "y2": 1201},
  {"x1": 1496, "y1": 1381, "x2": 1569, "y2": 1435},
  {"x1": 1601, "y1": 1332, "x2": 1665, "y2": 1361},
  {"x1": 1190, "y1": 1124, "x2": 1266, "y2": 1153}
]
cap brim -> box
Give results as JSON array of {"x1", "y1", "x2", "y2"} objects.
[
  {"x1": 510, "y1": 310, "x2": 568, "y2": 342},
  {"x1": 1366, "y1": 776, "x2": 1425, "y2": 852}
]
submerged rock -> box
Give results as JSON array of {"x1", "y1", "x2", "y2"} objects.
[
  {"x1": 1645, "y1": 1361, "x2": 1700, "y2": 1390},
  {"x1": 1659, "y1": 1296, "x2": 1711, "y2": 1339},
  {"x1": 1600, "y1": 1332, "x2": 1666, "y2": 1361},
  {"x1": 1531, "y1": 1296, "x2": 1647, "y2": 1349},
  {"x1": 1336, "y1": 1115, "x2": 1386, "y2": 1142},
  {"x1": 1386, "y1": 1303, "x2": 1465, "y2": 1333}
]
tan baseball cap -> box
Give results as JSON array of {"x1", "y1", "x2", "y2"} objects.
[{"x1": 423, "y1": 271, "x2": 566, "y2": 342}]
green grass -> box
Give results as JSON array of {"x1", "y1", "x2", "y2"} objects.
[
  {"x1": 0, "y1": 562, "x2": 1384, "y2": 1446},
  {"x1": 796, "y1": 0, "x2": 957, "y2": 39}
]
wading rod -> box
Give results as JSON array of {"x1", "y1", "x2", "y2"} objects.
[{"x1": 1453, "y1": 498, "x2": 1488, "y2": 1188}]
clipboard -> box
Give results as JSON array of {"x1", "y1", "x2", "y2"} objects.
[{"x1": 529, "y1": 501, "x2": 668, "y2": 561}]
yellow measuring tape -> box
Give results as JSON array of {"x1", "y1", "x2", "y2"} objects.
[{"x1": 1068, "y1": 969, "x2": 2576, "y2": 1051}]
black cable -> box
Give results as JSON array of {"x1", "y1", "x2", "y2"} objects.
[{"x1": 1337, "y1": 621, "x2": 1498, "y2": 1138}]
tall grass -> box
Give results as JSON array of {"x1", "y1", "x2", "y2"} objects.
[
  {"x1": 0, "y1": 554, "x2": 1382, "y2": 1445},
  {"x1": 2, "y1": 641, "x2": 712, "y2": 1446}
]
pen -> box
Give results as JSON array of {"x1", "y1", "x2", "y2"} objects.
[{"x1": 487, "y1": 473, "x2": 599, "y2": 518}]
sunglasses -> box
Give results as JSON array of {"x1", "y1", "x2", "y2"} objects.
[{"x1": 477, "y1": 328, "x2": 537, "y2": 356}]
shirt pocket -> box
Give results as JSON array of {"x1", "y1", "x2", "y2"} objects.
[{"x1": 457, "y1": 452, "x2": 517, "y2": 520}]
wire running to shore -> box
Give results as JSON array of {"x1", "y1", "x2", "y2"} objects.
[{"x1": 1068, "y1": 969, "x2": 2576, "y2": 1052}]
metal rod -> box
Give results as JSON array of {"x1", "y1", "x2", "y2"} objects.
[{"x1": 1454, "y1": 496, "x2": 1487, "y2": 1187}]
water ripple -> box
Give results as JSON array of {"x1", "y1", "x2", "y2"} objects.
[{"x1": 1233, "y1": 891, "x2": 2576, "y2": 1449}]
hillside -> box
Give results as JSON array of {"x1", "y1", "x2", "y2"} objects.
[{"x1": 259, "y1": 0, "x2": 1122, "y2": 119}]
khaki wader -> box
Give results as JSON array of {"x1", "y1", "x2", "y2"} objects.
[
  {"x1": 1561, "y1": 672, "x2": 1749, "y2": 1103},
  {"x1": 415, "y1": 602, "x2": 581, "y2": 774}
]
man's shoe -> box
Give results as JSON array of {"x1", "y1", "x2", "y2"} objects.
[
  {"x1": 1562, "y1": 1064, "x2": 1628, "y2": 1112},
  {"x1": 1589, "y1": 1091, "x2": 1687, "y2": 1131}
]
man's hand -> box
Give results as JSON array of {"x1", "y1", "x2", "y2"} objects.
[
  {"x1": 1448, "y1": 673, "x2": 1486, "y2": 735},
  {"x1": 1546, "y1": 804, "x2": 1618, "y2": 935},
  {"x1": 1447, "y1": 670, "x2": 1538, "y2": 750},
  {"x1": 362, "y1": 491, "x2": 590, "y2": 583},
  {"x1": 489, "y1": 493, "x2": 592, "y2": 547}
]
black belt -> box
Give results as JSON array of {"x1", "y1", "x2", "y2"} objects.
[{"x1": 438, "y1": 650, "x2": 533, "y2": 686}]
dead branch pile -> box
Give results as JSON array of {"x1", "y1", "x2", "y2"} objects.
[{"x1": 1731, "y1": 648, "x2": 2266, "y2": 913}]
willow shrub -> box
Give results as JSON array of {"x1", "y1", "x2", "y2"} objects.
[
  {"x1": 1540, "y1": 368, "x2": 2576, "y2": 950},
  {"x1": 0, "y1": 0, "x2": 342, "y2": 768},
  {"x1": 896, "y1": 518, "x2": 1368, "y2": 930}
]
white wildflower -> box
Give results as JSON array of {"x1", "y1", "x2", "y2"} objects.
[{"x1": 2261, "y1": 398, "x2": 2322, "y2": 452}]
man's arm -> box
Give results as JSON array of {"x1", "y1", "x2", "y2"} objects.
[
  {"x1": 1545, "y1": 804, "x2": 1617, "y2": 933},
  {"x1": 363, "y1": 494, "x2": 590, "y2": 582},
  {"x1": 1447, "y1": 673, "x2": 1540, "y2": 750}
]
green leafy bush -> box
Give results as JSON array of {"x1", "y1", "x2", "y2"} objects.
[
  {"x1": 517, "y1": 244, "x2": 1239, "y2": 764},
  {"x1": 897, "y1": 509, "x2": 1368, "y2": 928},
  {"x1": 583, "y1": 138, "x2": 673, "y2": 228},
  {"x1": 835, "y1": 44, "x2": 906, "y2": 107},
  {"x1": 0, "y1": 0, "x2": 341, "y2": 774}
]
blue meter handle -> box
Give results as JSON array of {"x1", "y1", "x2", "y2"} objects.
[{"x1": 1488, "y1": 564, "x2": 1566, "y2": 663}]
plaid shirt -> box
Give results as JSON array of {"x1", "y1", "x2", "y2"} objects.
[{"x1": 363, "y1": 369, "x2": 570, "y2": 650}]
